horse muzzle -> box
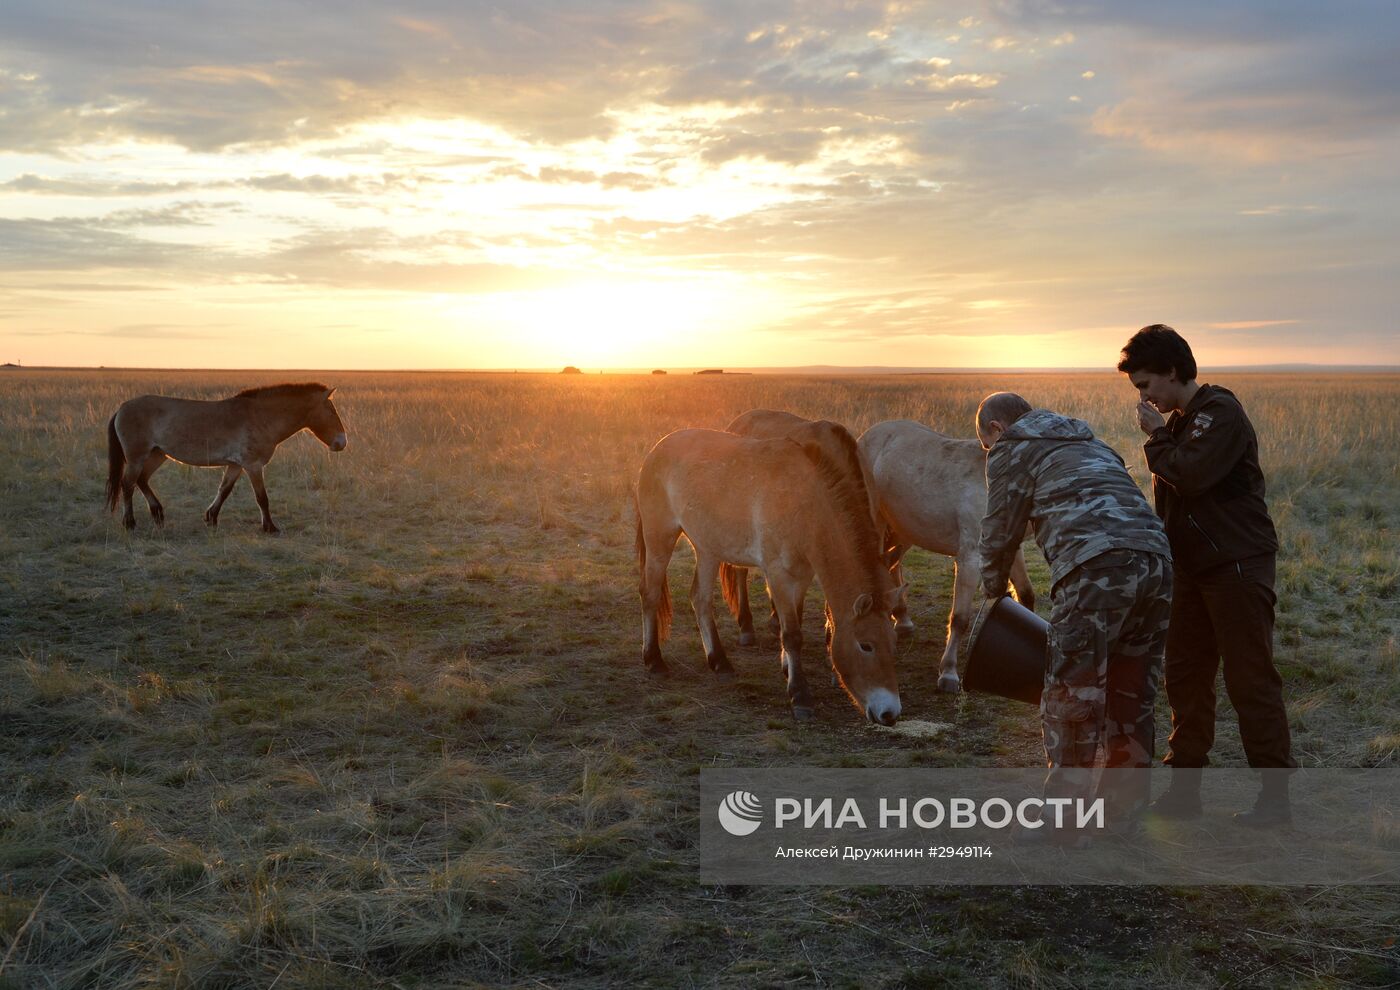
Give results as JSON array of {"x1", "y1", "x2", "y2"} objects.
[
  {"x1": 330, "y1": 433, "x2": 347, "y2": 452},
  {"x1": 864, "y1": 688, "x2": 901, "y2": 726}
]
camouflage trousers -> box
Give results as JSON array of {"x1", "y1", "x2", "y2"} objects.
[{"x1": 1042, "y1": 549, "x2": 1173, "y2": 775}]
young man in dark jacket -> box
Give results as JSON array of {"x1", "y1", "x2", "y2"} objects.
[{"x1": 1119, "y1": 325, "x2": 1297, "y2": 827}]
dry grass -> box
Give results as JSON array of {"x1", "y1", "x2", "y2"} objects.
[{"x1": 1, "y1": 368, "x2": 1397, "y2": 988}]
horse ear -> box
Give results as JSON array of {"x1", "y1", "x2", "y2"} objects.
[
  {"x1": 325, "y1": 386, "x2": 336, "y2": 398},
  {"x1": 852, "y1": 593, "x2": 873, "y2": 618}
]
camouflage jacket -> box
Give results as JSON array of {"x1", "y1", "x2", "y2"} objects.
[{"x1": 979, "y1": 409, "x2": 1171, "y2": 595}]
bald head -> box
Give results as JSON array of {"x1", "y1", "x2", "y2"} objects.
[{"x1": 975, "y1": 392, "x2": 1032, "y2": 450}]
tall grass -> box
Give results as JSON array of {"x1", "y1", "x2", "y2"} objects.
[{"x1": 1, "y1": 369, "x2": 1397, "y2": 987}]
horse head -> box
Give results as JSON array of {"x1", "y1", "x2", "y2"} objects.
[
  {"x1": 829, "y1": 583, "x2": 905, "y2": 725},
  {"x1": 308, "y1": 387, "x2": 347, "y2": 451}
]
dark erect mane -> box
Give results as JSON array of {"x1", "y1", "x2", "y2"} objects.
[
  {"x1": 799, "y1": 422, "x2": 888, "y2": 592},
  {"x1": 233, "y1": 382, "x2": 329, "y2": 400}
]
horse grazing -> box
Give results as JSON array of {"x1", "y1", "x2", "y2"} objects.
[
  {"x1": 105, "y1": 383, "x2": 347, "y2": 533},
  {"x1": 722, "y1": 409, "x2": 881, "y2": 646},
  {"x1": 634, "y1": 422, "x2": 903, "y2": 724},
  {"x1": 858, "y1": 420, "x2": 1035, "y2": 693}
]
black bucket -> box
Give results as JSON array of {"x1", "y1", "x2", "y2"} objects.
[{"x1": 963, "y1": 596, "x2": 1049, "y2": 706}]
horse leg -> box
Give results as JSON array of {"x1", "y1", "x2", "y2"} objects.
[
  {"x1": 1010, "y1": 547, "x2": 1036, "y2": 612},
  {"x1": 120, "y1": 456, "x2": 143, "y2": 530},
  {"x1": 136, "y1": 452, "x2": 167, "y2": 526},
  {"x1": 245, "y1": 464, "x2": 279, "y2": 534},
  {"x1": 735, "y1": 566, "x2": 757, "y2": 647},
  {"x1": 826, "y1": 604, "x2": 840, "y2": 687},
  {"x1": 691, "y1": 553, "x2": 735, "y2": 681},
  {"x1": 769, "y1": 572, "x2": 814, "y2": 719},
  {"x1": 204, "y1": 465, "x2": 243, "y2": 526},
  {"x1": 888, "y1": 545, "x2": 915, "y2": 638},
  {"x1": 938, "y1": 559, "x2": 976, "y2": 693}
]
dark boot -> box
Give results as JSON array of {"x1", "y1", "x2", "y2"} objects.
[
  {"x1": 1147, "y1": 768, "x2": 1203, "y2": 821},
  {"x1": 1011, "y1": 820, "x2": 1093, "y2": 850},
  {"x1": 1234, "y1": 772, "x2": 1292, "y2": 828}
]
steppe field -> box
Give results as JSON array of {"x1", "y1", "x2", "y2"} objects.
[{"x1": 1, "y1": 368, "x2": 1398, "y2": 989}]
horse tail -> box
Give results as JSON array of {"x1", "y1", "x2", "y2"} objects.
[
  {"x1": 634, "y1": 488, "x2": 671, "y2": 641},
  {"x1": 719, "y1": 562, "x2": 744, "y2": 620},
  {"x1": 105, "y1": 414, "x2": 124, "y2": 512}
]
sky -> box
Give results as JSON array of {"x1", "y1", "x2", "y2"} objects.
[{"x1": 1, "y1": 1, "x2": 1398, "y2": 371}]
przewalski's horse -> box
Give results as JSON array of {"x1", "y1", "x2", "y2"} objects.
[
  {"x1": 858, "y1": 420, "x2": 1036, "y2": 694},
  {"x1": 723, "y1": 409, "x2": 882, "y2": 646},
  {"x1": 634, "y1": 422, "x2": 903, "y2": 724},
  {"x1": 105, "y1": 383, "x2": 347, "y2": 534}
]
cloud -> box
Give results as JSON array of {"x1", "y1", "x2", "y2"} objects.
[
  {"x1": 251, "y1": 228, "x2": 571, "y2": 293},
  {"x1": 1206, "y1": 320, "x2": 1300, "y2": 330},
  {"x1": 0, "y1": 281, "x2": 166, "y2": 292},
  {"x1": 992, "y1": 2, "x2": 1400, "y2": 163},
  {"x1": 94, "y1": 202, "x2": 231, "y2": 228},
  {"x1": 0, "y1": 212, "x2": 564, "y2": 294},
  {"x1": 514, "y1": 166, "x2": 661, "y2": 190},
  {"x1": 4, "y1": 322, "x2": 229, "y2": 339},
  {"x1": 0, "y1": 171, "x2": 433, "y2": 197},
  {"x1": 0, "y1": 174, "x2": 207, "y2": 196},
  {"x1": 0, "y1": 216, "x2": 193, "y2": 271},
  {"x1": 0, "y1": 2, "x2": 727, "y2": 151},
  {"x1": 92, "y1": 323, "x2": 229, "y2": 339},
  {"x1": 701, "y1": 128, "x2": 832, "y2": 165}
]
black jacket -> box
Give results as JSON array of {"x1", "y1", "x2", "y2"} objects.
[{"x1": 1143, "y1": 384, "x2": 1278, "y2": 575}]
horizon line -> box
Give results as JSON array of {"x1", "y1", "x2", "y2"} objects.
[{"x1": 4, "y1": 362, "x2": 1399, "y2": 375}]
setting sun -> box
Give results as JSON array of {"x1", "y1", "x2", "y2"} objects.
[{"x1": 451, "y1": 276, "x2": 773, "y2": 369}]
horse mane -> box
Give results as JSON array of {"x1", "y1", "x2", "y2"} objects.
[
  {"x1": 797, "y1": 423, "x2": 889, "y2": 593},
  {"x1": 232, "y1": 382, "x2": 329, "y2": 399}
]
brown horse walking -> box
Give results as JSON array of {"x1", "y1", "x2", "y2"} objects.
[
  {"x1": 105, "y1": 383, "x2": 347, "y2": 533},
  {"x1": 634, "y1": 421, "x2": 903, "y2": 724}
]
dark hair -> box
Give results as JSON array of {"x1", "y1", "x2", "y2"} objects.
[{"x1": 1117, "y1": 324, "x2": 1197, "y2": 382}]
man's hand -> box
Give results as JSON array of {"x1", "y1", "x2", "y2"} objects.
[{"x1": 1137, "y1": 400, "x2": 1166, "y2": 435}]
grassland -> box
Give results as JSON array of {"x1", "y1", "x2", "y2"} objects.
[{"x1": 1, "y1": 368, "x2": 1397, "y2": 988}]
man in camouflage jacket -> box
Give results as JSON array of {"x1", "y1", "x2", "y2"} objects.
[{"x1": 975, "y1": 392, "x2": 1173, "y2": 819}]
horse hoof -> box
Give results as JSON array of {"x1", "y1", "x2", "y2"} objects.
[
  {"x1": 716, "y1": 670, "x2": 736, "y2": 685},
  {"x1": 936, "y1": 675, "x2": 962, "y2": 694},
  {"x1": 738, "y1": 632, "x2": 757, "y2": 647},
  {"x1": 792, "y1": 706, "x2": 815, "y2": 721},
  {"x1": 204, "y1": 513, "x2": 218, "y2": 527},
  {"x1": 646, "y1": 664, "x2": 670, "y2": 679}
]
